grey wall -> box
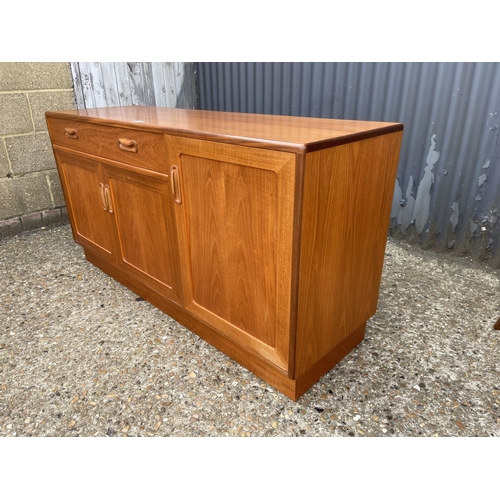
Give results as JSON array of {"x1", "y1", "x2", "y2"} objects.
[
  {"x1": 196, "y1": 62, "x2": 500, "y2": 267},
  {"x1": 0, "y1": 62, "x2": 76, "y2": 237}
]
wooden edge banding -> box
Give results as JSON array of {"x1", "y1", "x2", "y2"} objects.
[
  {"x1": 304, "y1": 124, "x2": 405, "y2": 153},
  {"x1": 287, "y1": 153, "x2": 306, "y2": 380}
]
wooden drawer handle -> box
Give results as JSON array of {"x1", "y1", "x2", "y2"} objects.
[
  {"x1": 64, "y1": 128, "x2": 78, "y2": 139},
  {"x1": 118, "y1": 138, "x2": 138, "y2": 153},
  {"x1": 170, "y1": 165, "x2": 182, "y2": 204}
]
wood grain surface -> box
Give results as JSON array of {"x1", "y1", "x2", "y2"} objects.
[
  {"x1": 47, "y1": 107, "x2": 404, "y2": 399},
  {"x1": 48, "y1": 117, "x2": 168, "y2": 173},
  {"x1": 54, "y1": 150, "x2": 117, "y2": 264},
  {"x1": 294, "y1": 131, "x2": 403, "y2": 378},
  {"x1": 47, "y1": 107, "x2": 403, "y2": 153},
  {"x1": 166, "y1": 136, "x2": 296, "y2": 370},
  {"x1": 104, "y1": 164, "x2": 182, "y2": 305}
]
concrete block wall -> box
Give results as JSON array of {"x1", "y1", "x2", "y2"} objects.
[{"x1": 0, "y1": 63, "x2": 76, "y2": 238}]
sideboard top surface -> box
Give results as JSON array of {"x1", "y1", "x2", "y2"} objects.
[{"x1": 46, "y1": 106, "x2": 403, "y2": 153}]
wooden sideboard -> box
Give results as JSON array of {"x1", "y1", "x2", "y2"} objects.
[{"x1": 46, "y1": 106, "x2": 403, "y2": 400}]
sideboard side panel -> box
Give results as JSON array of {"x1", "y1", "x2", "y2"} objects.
[{"x1": 295, "y1": 131, "x2": 403, "y2": 378}]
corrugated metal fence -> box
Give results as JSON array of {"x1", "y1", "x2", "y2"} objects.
[{"x1": 196, "y1": 62, "x2": 500, "y2": 267}]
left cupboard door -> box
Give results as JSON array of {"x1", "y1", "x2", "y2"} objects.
[{"x1": 54, "y1": 150, "x2": 118, "y2": 265}]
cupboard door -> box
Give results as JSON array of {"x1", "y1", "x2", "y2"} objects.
[
  {"x1": 55, "y1": 150, "x2": 117, "y2": 263},
  {"x1": 166, "y1": 136, "x2": 296, "y2": 370},
  {"x1": 103, "y1": 163, "x2": 182, "y2": 305}
]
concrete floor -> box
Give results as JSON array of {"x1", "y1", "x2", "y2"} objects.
[{"x1": 0, "y1": 223, "x2": 499, "y2": 437}]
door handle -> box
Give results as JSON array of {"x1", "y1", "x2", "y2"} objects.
[
  {"x1": 104, "y1": 185, "x2": 114, "y2": 213},
  {"x1": 170, "y1": 165, "x2": 182, "y2": 204},
  {"x1": 99, "y1": 183, "x2": 108, "y2": 211}
]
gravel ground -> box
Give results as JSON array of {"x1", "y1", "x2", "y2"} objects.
[{"x1": 0, "y1": 224, "x2": 499, "y2": 437}]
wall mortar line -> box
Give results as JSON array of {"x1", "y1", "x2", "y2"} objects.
[
  {"x1": 2, "y1": 138, "x2": 14, "y2": 176},
  {"x1": 46, "y1": 173, "x2": 55, "y2": 207},
  {"x1": 0, "y1": 89, "x2": 75, "y2": 95},
  {"x1": 26, "y1": 93, "x2": 36, "y2": 132},
  {"x1": 0, "y1": 131, "x2": 50, "y2": 140}
]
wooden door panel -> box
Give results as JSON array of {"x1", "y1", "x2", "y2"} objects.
[
  {"x1": 55, "y1": 151, "x2": 116, "y2": 261},
  {"x1": 166, "y1": 136, "x2": 296, "y2": 370},
  {"x1": 182, "y1": 155, "x2": 278, "y2": 346},
  {"x1": 104, "y1": 165, "x2": 181, "y2": 304}
]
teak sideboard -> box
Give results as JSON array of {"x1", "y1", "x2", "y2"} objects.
[{"x1": 46, "y1": 106, "x2": 403, "y2": 401}]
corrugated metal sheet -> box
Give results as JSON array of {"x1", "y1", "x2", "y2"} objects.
[
  {"x1": 71, "y1": 62, "x2": 198, "y2": 110},
  {"x1": 197, "y1": 62, "x2": 500, "y2": 267}
]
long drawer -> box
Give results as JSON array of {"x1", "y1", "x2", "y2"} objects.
[{"x1": 47, "y1": 117, "x2": 168, "y2": 173}]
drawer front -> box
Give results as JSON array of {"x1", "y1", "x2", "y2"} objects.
[{"x1": 47, "y1": 117, "x2": 168, "y2": 173}]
